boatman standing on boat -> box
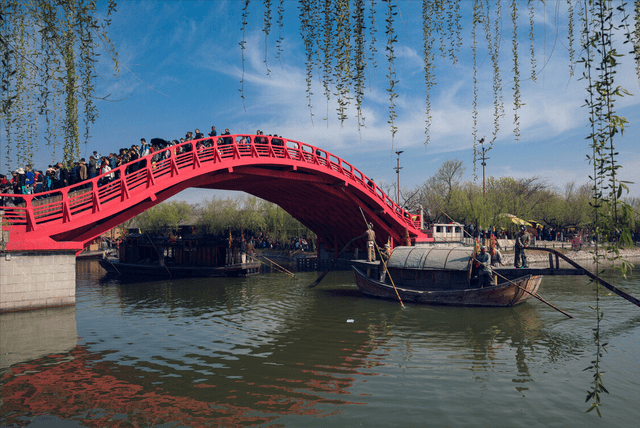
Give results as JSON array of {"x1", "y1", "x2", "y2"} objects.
[
  {"x1": 364, "y1": 223, "x2": 376, "y2": 262},
  {"x1": 476, "y1": 245, "x2": 494, "y2": 288},
  {"x1": 514, "y1": 225, "x2": 531, "y2": 268}
]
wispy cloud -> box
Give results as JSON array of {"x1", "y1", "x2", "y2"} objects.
[{"x1": 89, "y1": 1, "x2": 640, "y2": 198}]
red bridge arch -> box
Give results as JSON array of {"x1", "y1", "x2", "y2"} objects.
[{"x1": 1, "y1": 135, "x2": 432, "y2": 252}]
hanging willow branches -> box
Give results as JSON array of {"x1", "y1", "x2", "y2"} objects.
[
  {"x1": 383, "y1": 0, "x2": 398, "y2": 141},
  {"x1": 4, "y1": 1, "x2": 640, "y2": 187},
  {"x1": 240, "y1": 0, "x2": 251, "y2": 111},
  {"x1": 511, "y1": 0, "x2": 521, "y2": 139},
  {"x1": 1, "y1": 0, "x2": 118, "y2": 171},
  {"x1": 580, "y1": 0, "x2": 634, "y2": 416},
  {"x1": 471, "y1": 0, "x2": 481, "y2": 180},
  {"x1": 635, "y1": 1, "x2": 640, "y2": 79},
  {"x1": 422, "y1": 0, "x2": 436, "y2": 147},
  {"x1": 237, "y1": 1, "x2": 638, "y2": 160},
  {"x1": 352, "y1": 0, "x2": 366, "y2": 132}
]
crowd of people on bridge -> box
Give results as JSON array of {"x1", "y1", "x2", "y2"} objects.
[{"x1": 0, "y1": 127, "x2": 287, "y2": 204}]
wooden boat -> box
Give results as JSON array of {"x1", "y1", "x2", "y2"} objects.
[
  {"x1": 352, "y1": 244, "x2": 541, "y2": 307},
  {"x1": 99, "y1": 258, "x2": 261, "y2": 278}
]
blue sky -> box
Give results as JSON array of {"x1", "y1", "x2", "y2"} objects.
[{"x1": 33, "y1": 1, "x2": 640, "y2": 200}]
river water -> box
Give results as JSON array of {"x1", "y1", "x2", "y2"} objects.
[{"x1": 1, "y1": 258, "x2": 639, "y2": 427}]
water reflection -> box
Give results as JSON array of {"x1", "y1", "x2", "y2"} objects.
[
  {"x1": 0, "y1": 306, "x2": 77, "y2": 369},
  {"x1": 1, "y1": 261, "x2": 639, "y2": 427}
]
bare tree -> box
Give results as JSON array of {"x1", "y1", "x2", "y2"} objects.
[{"x1": 417, "y1": 159, "x2": 465, "y2": 223}]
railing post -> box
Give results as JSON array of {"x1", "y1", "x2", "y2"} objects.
[
  {"x1": 146, "y1": 162, "x2": 156, "y2": 188},
  {"x1": 170, "y1": 156, "x2": 179, "y2": 177},
  {"x1": 120, "y1": 176, "x2": 130, "y2": 202},
  {"x1": 25, "y1": 197, "x2": 37, "y2": 232},
  {"x1": 92, "y1": 186, "x2": 101, "y2": 213},
  {"x1": 193, "y1": 143, "x2": 201, "y2": 169}
]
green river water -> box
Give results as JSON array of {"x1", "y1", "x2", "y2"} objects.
[{"x1": 1, "y1": 258, "x2": 639, "y2": 427}]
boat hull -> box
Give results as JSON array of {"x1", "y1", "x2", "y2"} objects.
[
  {"x1": 99, "y1": 259, "x2": 262, "y2": 278},
  {"x1": 352, "y1": 266, "x2": 541, "y2": 307}
]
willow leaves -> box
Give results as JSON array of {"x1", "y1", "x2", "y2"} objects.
[{"x1": 1, "y1": 0, "x2": 118, "y2": 170}]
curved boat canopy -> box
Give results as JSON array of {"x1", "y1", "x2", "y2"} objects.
[{"x1": 387, "y1": 245, "x2": 473, "y2": 271}]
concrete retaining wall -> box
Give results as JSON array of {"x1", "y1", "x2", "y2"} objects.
[
  {"x1": 0, "y1": 251, "x2": 76, "y2": 312},
  {"x1": 0, "y1": 305, "x2": 77, "y2": 368}
]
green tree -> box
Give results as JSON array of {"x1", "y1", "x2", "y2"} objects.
[
  {"x1": 235, "y1": 196, "x2": 268, "y2": 233},
  {"x1": 196, "y1": 197, "x2": 240, "y2": 235},
  {"x1": 136, "y1": 201, "x2": 191, "y2": 235},
  {"x1": 263, "y1": 202, "x2": 310, "y2": 242},
  {"x1": 1, "y1": 0, "x2": 119, "y2": 169},
  {"x1": 538, "y1": 182, "x2": 592, "y2": 230},
  {"x1": 447, "y1": 181, "x2": 484, "y2": 227},
  {"x1": 484, "y1": 176, "x2": 547, "y2": 225}
]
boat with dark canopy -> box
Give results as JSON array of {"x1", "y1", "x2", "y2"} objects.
[{"x1": 352, "y1": 244, "x2": 541, "y2": 307}]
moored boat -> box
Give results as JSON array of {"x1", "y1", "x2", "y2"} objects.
[
  {"x1": 99, "y1": 258, "x2": 261, "y2": 278},
  {"x1": 352, "y1": 244, "x2": 541, "y2": 307}
]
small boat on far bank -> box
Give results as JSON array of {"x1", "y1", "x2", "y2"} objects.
[
  {"x1": 99, "y1": 258, "x2": 261, "y2": 278},
  {"x1": 352, "y1": 244, "x2": 541, "y2": 307},
  {"x1": 98, "y1": 231, "x2": 262, "y2": 279}
]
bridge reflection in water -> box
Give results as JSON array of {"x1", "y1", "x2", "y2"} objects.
[
  {"x1": 2, "y1": 262, "x2": 639, "y2": 426},
  {"x1": 0, "y1": 306, "x2": 77, "y2": 369},
  {"x1": 0, "y1": 262, "x2": 545, "y2": 426}
]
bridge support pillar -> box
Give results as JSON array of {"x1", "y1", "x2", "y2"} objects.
[{"x1": 0, "y1": 251, "x2": 76, "y2": 313}]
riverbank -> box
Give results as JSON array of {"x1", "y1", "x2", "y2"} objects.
[
  {"x1": 502, "y1": 245, "x2": 640, "y2": 266},
  {"x1": 254, "y1": 245, "x2": 640, "y2": 268}
]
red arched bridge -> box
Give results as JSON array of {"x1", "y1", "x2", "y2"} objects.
[{"x1": 0, "y1": 134, "x2": 432, "y2": 253}]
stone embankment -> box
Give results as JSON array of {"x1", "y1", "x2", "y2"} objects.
[{"x1": 500, "y1": 245, "x2": 640, "y2": 267}]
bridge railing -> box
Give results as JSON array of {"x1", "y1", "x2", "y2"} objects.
[{"x1": 0, "y1": 134, "x2": 418, "y2": 235}]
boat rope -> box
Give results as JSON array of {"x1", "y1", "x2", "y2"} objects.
[{"x1": 145, "y1": 233, "x2": 172, "y2": 277}]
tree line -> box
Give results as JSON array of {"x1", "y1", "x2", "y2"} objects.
[
  {"x1": 131, "y1": 159, "x2": 640, "y2": 245},
  {"x1": 131, "y1": 195, "x2": 314, "y2": 244},
  {"x1": 398, "y1": 159, "x2": 639, "y2": 241}
]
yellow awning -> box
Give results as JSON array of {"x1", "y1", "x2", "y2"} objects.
[{"x1": 499, "y1": 213, "x2": 532, "y2": 226}]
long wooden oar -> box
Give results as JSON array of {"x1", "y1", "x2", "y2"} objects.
[
  {"x1": 529, "y1": 246, "x2": 640, "y2": 308},
  {"x1": 439, "y1": 212, "x2": 573, "y2": 318},
  {"x1": 255, "y1": 254, "x2": 300, "y2": 280},
  {"x1": 358, "y1": 206, "x2": 405, "y2": 308},
  {"x1": 373, "y1": 241, "x2": 405, "y2": 308},
  {"x1": 105, "y1": 254, "x2": 121, "y2": 275},
  {"x1": 309, "y1": 235, "x2": 361, "y2": 288},
  {"x1": 248, "y1": 254, "x2": 296, "y2": 278},
  {"x1": 482, "y1": 260, "x2": 573, "y2": 318}
]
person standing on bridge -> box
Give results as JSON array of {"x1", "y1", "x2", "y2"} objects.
[
  {"x1": 222, "y1": 129, "x2": 232, "y2": 146},
  {"x1": 363, "y1": 223, "x2": 376, "y2": 262},
  {"x1": 140, "y1": 138, "x2": 150, "y2": 157},
  {"x1": 514, "y1": 225, "x2": 530, "y2": 268},
  {"x1": 255, "y1": 130, "x2": 267, "y2": 145},
  {"x1": 56, "y1": 163, "x2": 69, "y2": 189}
]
